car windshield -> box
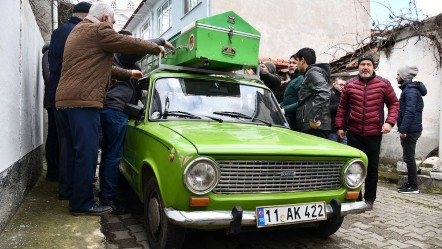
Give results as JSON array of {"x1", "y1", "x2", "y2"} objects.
[{"x1": 149, "y1": 77, "x2": 287, "y2": 127}]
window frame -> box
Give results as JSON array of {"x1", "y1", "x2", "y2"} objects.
[
  {"x1": 158, "y1": 0, "x2": 172, "y2": 36},
  {"x1": 141, "y1": 18, "x2": 151, "y2": 40},
  {"x1": 184, "y1": 0, "x2": 202, "y2": 15}
]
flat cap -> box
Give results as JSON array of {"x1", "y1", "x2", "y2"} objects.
[{"x1": 73, "y1": 2, "x2": 92, "y2": 13}]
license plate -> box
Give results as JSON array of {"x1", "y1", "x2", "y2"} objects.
[{"x1": 256, "y1": 202, "x2": 326, "y2": 228}]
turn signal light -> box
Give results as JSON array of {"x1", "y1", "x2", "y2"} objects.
[
  {"x1": 345, "y1": 191, "x2": 360, "y2": 200},
  {"x1": 189, "y1": 196, "x2": 209, "y2": 207}
]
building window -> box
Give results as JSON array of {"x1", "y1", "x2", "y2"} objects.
[
  {"x1": 141, "y1": 19, "x2": 151, "y2": 40},
  {"x1": 184, "y1": 0, "x2": 201, "y2": 14},
  {"x1": 127, "y1": 1, "x2": 134, "y2": 9},
  {"x1": 158, "y1": 0, "x2": 171, "y2": 35},
  {"x1": 110, "y1": 1, "x2": 116, "y2": 9}
]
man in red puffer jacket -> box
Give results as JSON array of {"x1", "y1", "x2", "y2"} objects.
[{"x1": 335, "y1": 54, "x2": 399, "y2": 211}]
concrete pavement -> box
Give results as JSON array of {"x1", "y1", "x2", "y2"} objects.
[
  {"x1": 103, "y1": 180, "x2": 442, "y2": 248},
  {"x1": 0, "y1": 166, "x2": 105, "y2": 249},
  {"x1": 1, "y1": 165, "x2": 441, "y2": 249}
]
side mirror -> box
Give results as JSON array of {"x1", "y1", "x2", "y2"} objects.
[{"x1": 123, "y1": 103, "x2": 144, "y2": 120}]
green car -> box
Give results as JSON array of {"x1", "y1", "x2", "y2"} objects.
[{"x1": 121, "y1": 66, "x2": 368, "y2": 249}]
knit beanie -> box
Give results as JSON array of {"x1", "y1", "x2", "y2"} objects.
[
  {"x1": 73, "y1": 2, "x2": 92, "y2": 13},
  {"x1": 357, "y1": 54, "x2": 375, "y2": 66},
  {"x1": 397, "y1": 65, "x2": 419, "y2": 81},
  {"x1": 263, "y1": 61, "x2": 277, "y2": 75}
]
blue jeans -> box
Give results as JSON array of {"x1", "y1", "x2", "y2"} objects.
[
  {"x1": 56, "y1": 108, "x2": 100, "y2": 212},
  {"x1": 99, "y1": 108, "x2": 128, "y2": 200},
  {"x1": 329, "y1": 131, "x2": 347, "y2": 145},
  {"x1": 401, "y1": 132, "x2": 421, "y2": 188}
]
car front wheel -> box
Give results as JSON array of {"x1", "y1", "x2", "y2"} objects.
[{"x1": 144, "y1": 177, "x2": 186, "y2": 249}]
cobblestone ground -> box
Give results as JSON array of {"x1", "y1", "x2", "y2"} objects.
[{"x1": 102, "y1": 182, "x2": 442, "y2": 249}]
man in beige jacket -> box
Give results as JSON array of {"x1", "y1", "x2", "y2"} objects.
[{"x1": 55, "y1": 2, "x2": 165, "y2": 216}]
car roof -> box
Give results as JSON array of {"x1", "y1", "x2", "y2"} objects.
[{"x1": 140, "y1": 64, "x2": 267, "y2": 89}]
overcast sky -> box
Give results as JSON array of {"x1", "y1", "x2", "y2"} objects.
[{"x1": 371, "y1": 0, "x2": 442, "y2": 25}]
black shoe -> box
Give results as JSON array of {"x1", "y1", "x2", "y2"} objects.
[
  {"x1": 100, "y1": 199, "x2": 128, "y2": 215},
  {"x1": 397, "y1": 182, "x2": 410, "y2": 191},
  {"x1": 365, "y1": 201, "x2": 374, "y2": 211},
  {"x1": 71, "y1": 202, "x2": 112, "y2": 216},
  {"x1": 398, "y1": 186, "x2": 419, "y2": 194}
]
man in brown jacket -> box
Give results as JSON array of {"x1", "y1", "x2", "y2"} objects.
[{"x1": 55, "y1": 2, "x2": 164, "y2": 216}]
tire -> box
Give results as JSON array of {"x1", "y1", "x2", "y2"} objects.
[
  {"x1": 313, "y1": 216, "x2": 344, "y2": 237},
  {"x1": 144, "y1": 177, "x2": 186, "y2": 249}
]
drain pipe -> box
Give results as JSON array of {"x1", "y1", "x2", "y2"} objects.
[
  {"x1": 52, "y1": 0, "x2": 58, "y2": 30},
  {"x1": 207, "y1": 0, "x2": 210, "y2": 16},
  {"x1": 440, "y1": 82, "x2": 442, "y2": 159}
]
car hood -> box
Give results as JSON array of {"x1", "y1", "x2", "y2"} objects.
[{"x1": 159, "y1": 122, "x2": 362, "y2": 157}]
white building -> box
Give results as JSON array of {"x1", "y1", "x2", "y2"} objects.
[
  {"x1": 101, "y1": 0, "x2": 142, "y2": 31},
  {"x1": 376, "y1": 21, "x2": 442, "y2": 163},
  {"x1": 0, "y1": 0, "x2": 45, "y2": 231}
]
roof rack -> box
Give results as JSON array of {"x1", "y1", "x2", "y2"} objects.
[{"x1": 139, "y1": 52, "x2": 260, "y2": 82}]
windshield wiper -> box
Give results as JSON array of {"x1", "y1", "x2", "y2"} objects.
[
  {"x1": 166, "y1": 111, "x2": 223, "y2": 122},
  {"x1": 213, "y1": 111, "x2": 272, "y2": 126}
]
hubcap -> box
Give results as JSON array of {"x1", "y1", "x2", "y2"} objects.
[{"x1": 148, "y1": 192, "x2": 161, "y2": 235}]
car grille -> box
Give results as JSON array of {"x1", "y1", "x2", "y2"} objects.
[{"x1": 214, "y1": 160, "x2": 345, "y2": 194}]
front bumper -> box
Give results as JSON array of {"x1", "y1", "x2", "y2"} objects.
[{"x1": 165, "y1": 201, "x2": 367, "y2": 228}]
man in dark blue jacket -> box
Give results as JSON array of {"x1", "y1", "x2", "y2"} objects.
[
  {"x1": 47, "y1": 2, "x2": 91, "y2": 199},
  {"x1": 396, "y1": 65, "x2": 427, "y2": 194},
  {"x1": 99, "y1": 30, "x2": 175, "y2": 214}
]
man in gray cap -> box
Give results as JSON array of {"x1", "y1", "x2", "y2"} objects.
[
  {"x1": 47, "y1": 2, "x2": 92, "y2": 198},
  {"x1": 335, "y1": 53, "x2": 399, "y2": 211},
  {"x1": 396, "y1": 65, "x2": 427, "y2": 194}
]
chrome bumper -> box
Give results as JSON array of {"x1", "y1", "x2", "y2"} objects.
[{"x1": 165, "y1": 201, "x2": 367, "y2": 228}]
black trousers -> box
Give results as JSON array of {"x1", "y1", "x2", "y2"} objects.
[
  {"x1": 55, "y1": 108, "x2": 100, "y2": 212},
  {"x1": 347, "y1": 132, "x2": 382, "y2": 202},
  {"x1": 401, "y1": 132, "x2": 421, "y2": 188},
  {"x1": 45, "y1": 108, "x2": 59, "y2": 180}
]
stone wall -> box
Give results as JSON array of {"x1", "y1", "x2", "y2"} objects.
[{"x1": 0, "y1": 149, "x2": 42, "y2": 231}]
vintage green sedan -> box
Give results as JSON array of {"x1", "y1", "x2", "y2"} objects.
[{"x1": 121, "y1": 66, "x2": 368, "y2": 249}]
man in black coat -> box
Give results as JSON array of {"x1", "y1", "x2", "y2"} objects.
[
  {"x1": 47, "y1": 2, "x2": 91, "y2": 199},
  {"x1": 329, "y1": 77, "x2": 347, "y2": 144},
  {"x1": 259, "y1": 61, "x2": 281, "y2": 98},
  {"x1": 295, "y1": 48, "x2": 331, "y2": 138}
]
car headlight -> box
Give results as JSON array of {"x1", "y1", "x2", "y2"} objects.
[
  {"x1": 343, "y1": 160, "x2": 366, "y2": 189},
  {"x1": 184, "y1": 157, "x2": 220, "y2": 195}
]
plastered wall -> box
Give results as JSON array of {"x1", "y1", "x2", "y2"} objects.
[
  {"x1": 377, "y1": 36, "x2": 441, "y2": 161},
  {"x1": 0, "y1": 0, "x2": 44, "y2": 174},
  {"x1": 210, "y1": 0, "x2": 371, "y2": 62}
]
